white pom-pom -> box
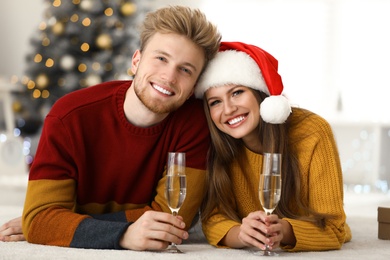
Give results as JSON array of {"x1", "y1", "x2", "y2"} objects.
[{"x1": 260, "y1": 95, "x2": 291, "y2": 124}]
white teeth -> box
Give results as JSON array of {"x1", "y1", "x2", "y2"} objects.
[
  {"x1": 153, "y1": 84, "x2": 172, "y2": 95},
  {"x1": 228, "y1": 116, "x2": 245, "y2": 125}
]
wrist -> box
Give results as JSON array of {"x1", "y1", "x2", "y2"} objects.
[
  {"x1": 222, "y1": 225, "x2": 245, "y2": 248},
  {"x1": 280, "y1": 219, "x2": 296, "y2": 247}
]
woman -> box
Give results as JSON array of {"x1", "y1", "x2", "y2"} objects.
[{"x1": 195, "y1": 42, "x2": 351, "y2": 252}]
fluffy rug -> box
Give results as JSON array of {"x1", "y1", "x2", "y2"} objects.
[{"x1": 1, "y1": 185, "x2": 389, "y2": 259}]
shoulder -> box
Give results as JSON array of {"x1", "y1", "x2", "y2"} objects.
[
  {"x1": 289, "y1": 107, "x2": 332, "y2": 131},
  {"x1": 288, "y1": 107, "x2": 335, "y2": 142},
  {"x1": 49, "y1": 80, "x2": 130, "y2": 118}
]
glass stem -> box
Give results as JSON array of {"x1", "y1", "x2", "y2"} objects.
[
  {"x1": 171, "y1": 210, "x2": 179, "y2": 247},
  {"x1": 265, "y1": 211, "x2": 271, "y2": 253}
]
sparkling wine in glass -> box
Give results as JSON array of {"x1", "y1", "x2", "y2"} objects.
[
  {"x1": 165, "y1": 152, "x2": 187, "y2": 253},
  {"x1": 258, "y1": 152, "x2": 282, "y2": 256}
]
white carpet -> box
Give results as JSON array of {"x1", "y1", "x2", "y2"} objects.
[{"x1": 1, "y1": 184, "x2": 390, "y2": 259}]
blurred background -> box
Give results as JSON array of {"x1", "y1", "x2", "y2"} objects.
[{"x1": 0, "y1": 0, "x2": 389, "y2": 197}]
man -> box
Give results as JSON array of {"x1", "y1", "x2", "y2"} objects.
[{"x1": 0, "y1": 5, "x2": 221, "y2": 251}]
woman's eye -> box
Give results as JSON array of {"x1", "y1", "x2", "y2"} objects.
[
  {"x1": 209, "y1": 100, "x2": 220, "y2": 107},
  {"x1": 232, "y1": 90, "x2": 244, "y2": 96}
]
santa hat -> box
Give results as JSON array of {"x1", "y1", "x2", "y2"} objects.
[{"x1": 195, "y1": 42, "x2": 291, "y2": 124}]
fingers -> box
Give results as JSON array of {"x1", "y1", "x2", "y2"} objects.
[
  {"x1": 239, "y1": 211, "x2": 283, "y2": 250},
  {"x1": 240, "y1": 215, "x2": 267, "y2": 249},
  {"x1": 120, "y1": 211, "x2": 188, "y2": 251},
  {"x1": 1, "y1": 234, "x2": 25, "y2": 242},
  {"x1": 151, "y1": 211, "x2": 186, "y2": 230},
  {"x1": 0, "y1": 216, "x2": 25, "y2": 242},
  {"x1": 141, "y1": 212, "x2": 188, "y2": 242}
]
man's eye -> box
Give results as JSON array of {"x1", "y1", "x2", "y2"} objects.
[{"x1": 180, "y1": 67, "x2": 192, "y2": 75}]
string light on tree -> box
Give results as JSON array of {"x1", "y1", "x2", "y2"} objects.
[
  {"x1": 121, "y1": 2, "x2": 137, "y2": 16},
  {"x1": 59, "y1": 55, "x2": 76, "y2": 71},
  {"x1": 35, "y1": 74, "x2": 49, "y2": 89},
  {"x1": 96, "y1": 33, "x2": 112, "y2": 50},
  {"x1": 52, "y1": 21, "x2": 65, "y2": 35}
]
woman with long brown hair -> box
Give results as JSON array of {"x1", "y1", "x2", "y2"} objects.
[{"x1": 196, "y1": 42, "x2": 351, "y2": 252}]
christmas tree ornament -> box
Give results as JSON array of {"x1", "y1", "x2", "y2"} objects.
[
  {"x1": 45, "y1": 58, "x2": 55, "y2": 68},
  {"x1": 79, "y1": 0, "x2": 104, "y2": 13},
  {"x1": 59, "y1": 55, "x2": 76, "y2": 71},
  {"x1": 12, "y1": 100, "x2": 23, "y2": 113},
  {"x1": 52, "y1": 21, "x2": 65, "y2": 35},
  {"x1": 84, "y1": 74, "x2": 102, "y2": 87},
  {"x1": 35, "y1": 73, "x2": 49, "y2": 89},
  {"x1": 121, "y1": 2, "x2": 137, "y2": 16},
  {"x1": 96, "y1": 33, "x2": 112, "y2": 49}
]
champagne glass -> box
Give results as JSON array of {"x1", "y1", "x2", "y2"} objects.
[
  {"x1": 258, "y1": 153, "x2": 282, "y2": 256},
  {"x1": 165, "y1": 152, "x2": 187, "y2": 253}
]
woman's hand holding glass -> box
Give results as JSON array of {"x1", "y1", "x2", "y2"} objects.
[
  {"x1": 238, "y1": 211, "x2": 283, "y2": 251},
  {"x1": 257, "y1": 152, "x2": 282, "y2": 256}
]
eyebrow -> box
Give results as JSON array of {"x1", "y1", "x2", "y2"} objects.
[
  {"x1": 154, "y1": 50, "x2": 199, "y2": 72},
  {"x1": 206, "y1": 85, "x2": 239, "y2": 102}
]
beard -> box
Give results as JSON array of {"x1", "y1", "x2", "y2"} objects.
[{"x1": 133, "y1": 75, "x2": 181, "y2": 114}]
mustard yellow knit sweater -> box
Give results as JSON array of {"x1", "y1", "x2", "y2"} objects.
[{"x1": 202, "y1": 109, "x2": 352, "y2": 252}]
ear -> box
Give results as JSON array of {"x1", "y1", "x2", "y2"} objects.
[{"x1": 131, "y1": 50, "x2": 141, "y2": 75}]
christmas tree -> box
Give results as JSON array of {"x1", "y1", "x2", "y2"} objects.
[{"x1": 13, "y1": 0, "x2": 150, "y2": 137}]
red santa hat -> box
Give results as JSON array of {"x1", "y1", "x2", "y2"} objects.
[{"x1": 195, "y1": 41, "x2": 291, "y2": 124}]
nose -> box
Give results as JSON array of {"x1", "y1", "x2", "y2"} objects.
[
  {"x1": 161, "y1": 65, "x2": 177, "y2": 84},
  {"x1": 223, "y1": 99, "x2": 237, "y2": 115}
]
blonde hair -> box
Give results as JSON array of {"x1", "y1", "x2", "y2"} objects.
[{"x1": 139, "y1": 5, "x2": 221, "y2": 68}]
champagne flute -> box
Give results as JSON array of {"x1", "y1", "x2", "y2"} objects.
[
  {"x1": 165, "y1": 152, "x2": 187, "y2": 253},
  {"x1": 258, "y1": 152, "x2": 282, "y2": 256}
]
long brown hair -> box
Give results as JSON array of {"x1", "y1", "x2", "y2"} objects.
[{"x1": 201, "y1": 89, "x2": 331, "y2": 228}]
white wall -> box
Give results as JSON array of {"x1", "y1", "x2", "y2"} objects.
[{"x1": 0, "y1": 0, "x2": 46, "y2": 81}]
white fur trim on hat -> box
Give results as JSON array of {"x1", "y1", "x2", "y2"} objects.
[{"x1": 195, "y1": 50, "x2": 268, "y2": 98}]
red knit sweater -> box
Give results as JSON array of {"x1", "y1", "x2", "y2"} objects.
[{"x1": 22, "y1": 80, "x2": 210, "y2": 249}]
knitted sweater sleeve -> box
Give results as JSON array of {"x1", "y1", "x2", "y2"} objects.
[
  {"x1": 202, "y1": 213, "x2": 240, "y2": 247},
  {"x1": 281, "y1": 114, "x2": 351, "y2": 251},
  {"x1": 22, "y1": 115, "x2": 130, "y2": 249}
]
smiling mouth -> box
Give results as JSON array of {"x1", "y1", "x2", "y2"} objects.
[
  {"x1": 153, "y1": 84, "x2": 173, "y2": 96},
  {"x1": 227, "y1": 115, "x2": 246, "y2": 125}
]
